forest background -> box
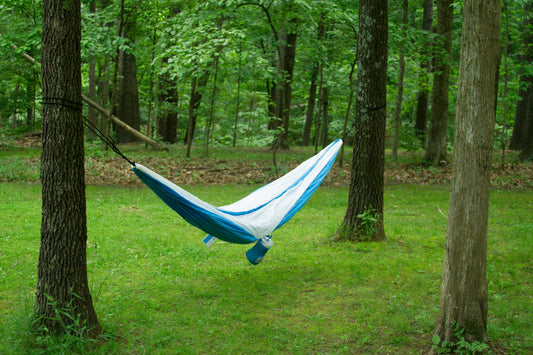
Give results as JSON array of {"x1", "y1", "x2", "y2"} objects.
[{"x1": 0, "y1": 0, "x2": 532, "y2": 161}]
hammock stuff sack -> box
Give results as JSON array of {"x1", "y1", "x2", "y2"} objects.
[{"x1": 132, "y1": 139, "x2": 343, "y2": 265}]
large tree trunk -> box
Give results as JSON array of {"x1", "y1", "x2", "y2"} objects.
[
  {"x1": 116, "y1": 17, "x2": 141, "y2": 144},
  {"x1": 37, "y1": 0, "x2": 100, "y2": 337},
  {"x1": 414, "y1": 0, "x2": 433, "y2": 144},
  {"x1": 433, "y1": 0, "x2": 500, "y2": 348},
  {"x1": 425, "y1": 0, "x2": 453, "y2": 165},
  {"x1": 337, "y1": 0, "x2": 387, "y2": 242}
]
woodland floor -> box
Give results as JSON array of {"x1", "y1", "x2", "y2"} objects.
[{"x1": 11, "y1": 135, "x2": 533, "y2": 189}]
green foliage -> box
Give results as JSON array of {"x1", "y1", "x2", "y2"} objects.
[
  {"x1": 0, "y1": 0, "x2": 530, "y2": 151},
  {"x1": 432, "y1": 322, "x2": 490, "y2": 354},
  {"x1": 356, "y1": 207, "x2": 380, "y2": 241}
]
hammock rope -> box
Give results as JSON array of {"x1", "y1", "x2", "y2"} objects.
[{"x1": 41, "y1": 96, "x2": 136, "y2": 166}]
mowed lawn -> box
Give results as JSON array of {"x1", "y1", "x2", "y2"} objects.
[{"x1": 0, "y1": 182, "x2": 531, "y2": 354}]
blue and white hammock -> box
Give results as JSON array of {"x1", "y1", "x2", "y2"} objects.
[{"x1": 132, "y1": 139, "x2": 342, "y2": 264}]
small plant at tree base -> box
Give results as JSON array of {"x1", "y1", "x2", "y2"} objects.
[
  {"x1": 431, "y1": 322, "x2": 490, "y2": 354},
  {"x1": 356, "y1": 208, "x2": 380, "y2": 241},
  {"x1": 32, "y1": 293, "x2": 101, "y2": 353}
]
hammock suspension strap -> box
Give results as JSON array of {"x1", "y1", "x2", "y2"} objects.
[{"x1": 41, "y1": 96, "x2": 135, "y2": 166}]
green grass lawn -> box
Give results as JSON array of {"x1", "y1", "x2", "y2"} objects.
[{"x1": 0, "y1": 182, "x2": 531, "y2": 354}]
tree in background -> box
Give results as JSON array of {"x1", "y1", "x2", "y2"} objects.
[
  {"x1": 433, "y1": 0, "x2": 500, "y2": 348},
  {"x1": 425, "y1": 0, "x2": 453, "y2": 166},
  {"x1": 509, "y1": 1, "x2": 533, "y2": 161},
  {"x1": 336, "y1": 0, "x2": 388, "y2": 242},
  {"x1": 414, "y1": 0, "x2": 433, "y2": 144},
  {"x1": 37, "y1": 0, "x2": 100, "y2": 336},
  {"x1": 116, "y1": 4, "x2": 141, "y2": 143}
]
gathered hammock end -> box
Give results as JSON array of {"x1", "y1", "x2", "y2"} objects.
[{"x1": 131, "y1": 139, "x2": 343, "y2": 265}]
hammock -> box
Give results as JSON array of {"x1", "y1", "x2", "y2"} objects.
[{"x1": 132, "y1": 139, "x2": 342, "y2": 264}]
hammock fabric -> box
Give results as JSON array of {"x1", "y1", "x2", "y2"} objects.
[{"x1": 132, "y1": 139, "x2": 342, "y2": 263}]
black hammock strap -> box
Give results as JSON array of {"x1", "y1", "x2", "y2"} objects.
[
  {"x1": 41, "y1": 96, "x2": 136, "y2": 166},
  {"x1": 341, "y1": 104, "x2": 386, "y2": 141}
]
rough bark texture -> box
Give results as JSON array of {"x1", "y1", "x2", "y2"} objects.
[
  {"x1": 338, "y1": 0, "x2": 387, "y2": 242},
  {"x1": 37, "y1": 0, "x2": 100, "y2": 336},
  {"x1": 425, "y1": 0, "x2": 453, "y2": 165},
  {"x1": 434, "y1": 0, "x2": 500, "y2": 347}
]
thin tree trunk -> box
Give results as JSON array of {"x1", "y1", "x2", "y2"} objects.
[
  {"x1": 303, "y1": 63, "x2": 318, "y2": 147},
  {"x1": 116, "y1": 17, "x2": 141, "y2": 143},
  {"x1": 392, "y1": 0, "x2": 408, "y2": 163},
  {"x1": 87, "y1": 0, "x2": 98, "y2": 135},
  {"x1": 157, "y1": 57, "x2": 178, "y2": 144},
  {"x1": 303, "y1": 14, "x2": 325, "y2": 147},
  {"x1": 414, "y1": 0, "x2": 433, "y2": 144},
  {"x1": 314, "y1": 60, "x2": 324, "y2": 153},
  {"x1": 37, "y1": 0, "x2": 100, "y2": 337},
  {"x1": 339, "y1": 54, "x2": 357, "y2": 167},
  {"x1": 500, "y1": 0, "x2": 510, "y2": 166},
  {"x1": 509, "y1": 2, "x2": 533, "y2": 151},
  {"x1": 319, "y1": 86, "x2": 330, "y2": 147},
  {"x1": 11, "y1": 84, "x2": 19, "y2": 129},
  {"x1": 186, "y1": 69, "x2": 209, "y2": 158},
  {"x1": 233, "y1": 42, "x2": 242, "y2": 148},
  {"x1": 433, "y1": 0, "x2": 500, "y2": 347},
  {"x1": 204, "y1": 54, "x2": 220, "y2": 157}
]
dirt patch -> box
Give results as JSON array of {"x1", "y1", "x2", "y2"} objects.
[
  {"x1": 82, "y1": 155, "x2": 532, "y2": 189},
  {"x1": 9, "y1": 136, "x2": 533, "y2": 189}
]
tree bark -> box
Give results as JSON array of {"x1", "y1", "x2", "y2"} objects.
[
  {"x1": 37, "y1": 0, "x2": 100, "y2": 337},
  {"x1": 433, "y1": 0, "x2": 500, "y2": 347},
  {"x1": 414, "y1": 0, "x2": 433, "y2": 144},
  {"x1": 425, "y1": 0, "x2": 453, "y2": 165},
  {"x1": 337, "y1": 0, "x2": 387, "y2": 242}
]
